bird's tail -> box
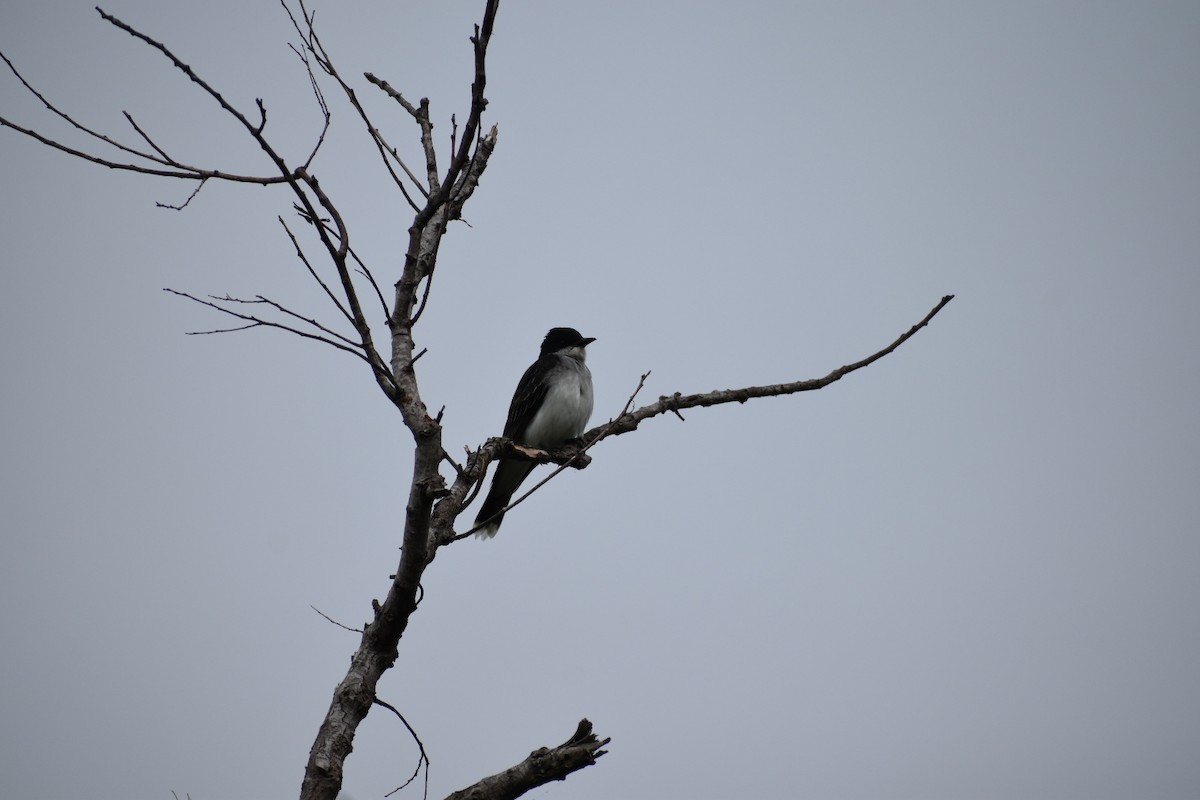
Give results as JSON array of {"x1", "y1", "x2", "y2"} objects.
[{"x1": 474, "y1": 459, "x2": 534, "y2": 538}]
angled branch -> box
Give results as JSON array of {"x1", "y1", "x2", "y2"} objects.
[
  {"x1": 444, "y1": 719, "x2": 609, "y2": 800},
  {"x1": 583, "y1": 294, "x2": 956, "y2": 446}
]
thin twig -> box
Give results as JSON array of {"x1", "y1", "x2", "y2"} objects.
[
  {"x1": 310, "y1": 605, "x2": 363, "y2": 634},
  {"x1": 122, "y1": 110, "x2": 172, "y2": 161},
  {"x1": 163, "y1": 288, "x2": 371, "y2": 362},
  {"x1": 373, "y1": 698, "x2": 430, "y2": 800},
  {"x1": 156, "y1": 177, "x2": 208, "y2": 210},
  {"x1": 248, "y1": 294, "x2": 360, "y2": 348},
  {"x1": 278, "y1": 216, "x2": 354, "y2": 324}
]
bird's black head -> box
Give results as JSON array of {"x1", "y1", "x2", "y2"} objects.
[{"x1": 540, "y1": 327, "x2": 596, "y2": 356}]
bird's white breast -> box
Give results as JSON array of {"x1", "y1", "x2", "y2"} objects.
[{"x1": 523, "y1": 357, "x2": 594, "y2": 449}]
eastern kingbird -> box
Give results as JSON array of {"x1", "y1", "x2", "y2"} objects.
[{"x1": 474, "y1": 327, "x2": 596, "y2": 538}]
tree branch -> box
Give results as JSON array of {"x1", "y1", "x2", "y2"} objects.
[
  {"x1": 443, "y1": 719, "x2": 609, "y2": 800},
  {"x1": 582, "y1": 294, "x2": 956, "y2": 446},
  {"x1": 310, "y1": 605, "x2": 363, "y2": 634}
]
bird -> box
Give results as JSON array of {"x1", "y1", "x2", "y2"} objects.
[{"x1": 474, "y1": 327, "x2": 596, "y2": 537}]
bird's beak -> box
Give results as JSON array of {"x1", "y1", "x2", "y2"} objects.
[{"x1": 581, "y1": 337, "x2": 596, "y2": 346}]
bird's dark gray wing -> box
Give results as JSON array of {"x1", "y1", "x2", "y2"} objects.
[{"x1": 503, "y1": 356, "x2": 554, "y2": 440}]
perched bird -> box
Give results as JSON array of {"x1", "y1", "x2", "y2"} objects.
[{"x1": 474, "y1": 327, "x2": 596, "y2": 537}]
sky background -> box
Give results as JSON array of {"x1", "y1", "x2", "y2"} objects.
[{"x1": 2, "y1": 2, "x2": 1198, "y2": 799}]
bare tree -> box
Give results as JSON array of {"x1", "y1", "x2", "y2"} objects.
[{"x1": 0, "y1": 3, "x2": 952, "y2": 799}]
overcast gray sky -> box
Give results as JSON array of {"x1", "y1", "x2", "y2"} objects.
[{"x1": 2, "y1": 2, "x2": 1198, "y2": 799}]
